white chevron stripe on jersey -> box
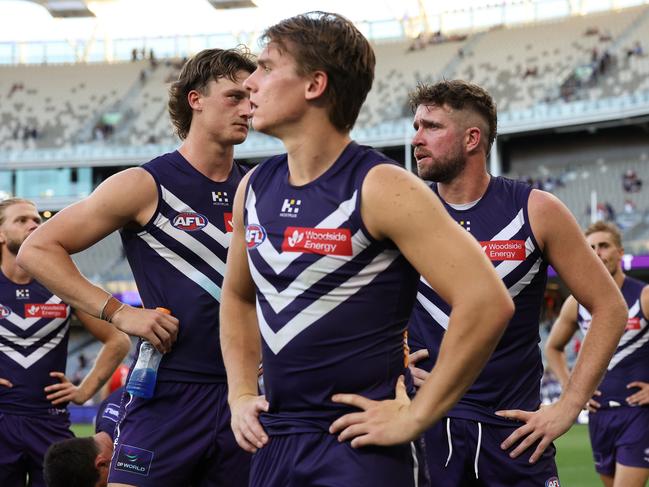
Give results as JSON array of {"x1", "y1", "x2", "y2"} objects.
[
  {"x1": 246, "y1": 188, "x2": 357, "y2": 275},
  {"x1": 609, "y1": 320, "x2": 649, "y2": 370},
  {"x1": 0, "y1": 295, "x2": 64, "y2": 331},
  {"x1": 160, "y1": 185, "x2": 230, "y2": 249},
  {"x1": 628, "y1": 300, "x2": 640, "y2": 319},
  {"x1": 616, "y1": 300, "x2": 645, "y2": 348},
  {"x1": 0, "y1": 316, "x2": 69, "y2": 348},
  {"x1": 153, "y1": 212, "x2": 226, "y2": 275},
  {"x1": 0, "y1": 323, "x2": 69, "y2": 369},
  {"x1": 416, "y1": 291, "x2": 450, "y2": 330},
  {"x1": 578, "y1": 306, "x2": 592, "y2": 323},
  {"x1": 490, "y1": 209, "x2": 525, "y2": 241},
  {"x1": 258, "y1": 250, "x2": 400, "y2": 354},
  {"x1": 139, "y1": 233, "x2": 222, "y2": 302},
  {"x1": 248, "y1": 230, "x2": 371, "y2": 314},
  {"x1": 507, "y1": 256, "x2": 543, "y2": 299}
]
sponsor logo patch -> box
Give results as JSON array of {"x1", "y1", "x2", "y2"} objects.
[
  {"x1": 24, "y1": 303, "x2": 68, "y2": 318},
  {"x1": 102, "y1": 403, "x2": 120, "y2": 422},
  {"x1": 114, "y1": 444, "x2": 154, "y2": 476},
  {"x1": 16, "y1": 289, "x2": 30, "y2": 299},
  {"x1": 281, "y1": 227, "x2": 352, "y2": 256},
  {"x1": 545, "y1": 477, "x2": 561, "y2": 487},
  {"x1": 0, "y1": 304, "x2": 11, "y2": 318},
  {"x1": 172, "y1": 212, "x2": 208, "y2": 231},
  {"x1": 480, "y1": 240, "x2": 526, "y2": 261},
  {"x1": 245, "y1": 224, "x2": 267, "y2": 249},
  {"x1": 223, "y1": 212, "x2": 233, "y2": 233},
  {"x1": 211, "y1": 191, "x2": 229, "y2": 205},
  {"x1": 626, "y1": 317, "x2": 641, "y2": 330},
  {"x1": 280, "y1": 198, "x2": 301, "y2": 218}
]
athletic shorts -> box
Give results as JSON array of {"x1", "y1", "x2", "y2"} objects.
[
  {"x1": 423, "y1": 417, "x2": 560, "y2": 487},
  {"x1": 108, "y1": 381, "x2": 250, "y2": 487},
  {"x1": 588, "y1": 406, "x2": 649, "y2": 476},
  {"x1": 0, "y1": 411, "x2": 73, "y2": 487},
  {"x1": 250, "y1": 431, "x2": 430, "y2": 487}
]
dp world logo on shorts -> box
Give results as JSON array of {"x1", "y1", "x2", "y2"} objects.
[
  {"x1": 545, "y1": 477, "x2": 561, "y2": 487},
  {"x1": 172, "y1": 212, "x2": 208, "y2": 231},
  {"x1": 245, "y1": 224, "x2": 267, "y2": 249},
  {"x1": 115, "y1": 444, "x2": 154, "y2": 476}
]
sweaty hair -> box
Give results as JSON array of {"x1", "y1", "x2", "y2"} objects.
[
  {"x1": 0, "y1": 197, "x2": 35, "y2": 227},
  {"x1": 168, "y1": 47, "x2": 256, "y2": 140},
  {"x1": 44, "y1": 437, "x2": 99, "y2": 487},
  {"x1": 585, "y1": 220, "x2": 623, "y2": 248},
  {"x1": 409, "y1": 80, "x2": 498, "y2": 154},
  {"x1": 261, "y1": 11, "x2": 375, "y2": 132}
]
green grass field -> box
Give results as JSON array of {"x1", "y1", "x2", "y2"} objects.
[
  {"x1": 72, "y1": 422, "x2": 600, "y2": 485},
  {"x1": 555, "y1": 424, "x2": 600, "y2": 486}
]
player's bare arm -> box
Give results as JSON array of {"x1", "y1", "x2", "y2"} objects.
[
  {"x1": 497, "y1": 190, "x2": 627, "y2": 462},
  {"x1": 544, "y1": 296, "x2": 579, "y2": 389},
  {"x1": 16, "y1": 168, "x2": 179, "y2": 352},
  {"x1": 330, "y1": 163, "x2": 514, "y2": 447},
  {"x1": 220, "y1": 169, "x2": 269, "y2": 454},
  {"x1": 625, "y1": 285, "x2": 649, "y2": 407},
  {"x1": 45, "y1": 310, "x2": 131, "y2": 405}
]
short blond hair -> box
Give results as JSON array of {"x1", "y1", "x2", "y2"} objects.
[
  {"x1": 0, "y1": 198, "x2": 36, "y2": 226},
  {"x1": 585, "y1": 220, "x2": 622, "y2": 248}
]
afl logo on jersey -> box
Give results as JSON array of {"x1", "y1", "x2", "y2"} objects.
[
  {"x1": 0, "y1": 304, "x2": 11, "y2": 318},
  {"x1": 172, "y1": 212, "x2": 208, "y2": 231},
  {"x1": 245, "y1": 224, "x2": 267, "y2": 249}
]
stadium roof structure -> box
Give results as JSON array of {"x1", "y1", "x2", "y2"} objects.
[{"x1": 27, "y1": 0, "x2": 95, "y2": 17}]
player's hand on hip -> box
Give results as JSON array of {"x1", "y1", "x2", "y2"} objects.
[
  {"x1": 626, "y1": 381, "x2": 649, "y2": 406},
  {"x1": 230, "y1": 393, "x2": 269, "y2": 453},
  {"x1": 495, "y1": 400, "x2": 578, "y2": 464},
  {"x1": 407, "y1": 349, "x2": 430, "y2": 388},
  {"x1": 586, "y1": 390, "x2": 602, "y2": 413},
  {"x1": 45, "y1": 372, "x2": 88, "y2": 405},
  {"x1": 111, "y1": 306, "x2": 179, "y2": 353},
  {"x1": 0, "y1": 378, "x2": 13, "y2": 388},
  {"x1": 330, "y1": 375, "x2": 420, "y2": 448}
]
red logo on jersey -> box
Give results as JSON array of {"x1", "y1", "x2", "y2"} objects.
[
  {"x1": 223, "y1": 212, "x2": 233, "y2": 233},
  {"x1": 480, "y1": 240, "x2": 526, "y2": 261},
  {"x1": 172, "y1": 212, "x2": 208, "y2": 231},
  {"x1": 24, "y1": 303, "x2": 68, "y2": 318},
  {"x1": 281, "y1": 227, "x2": 353, "y2": 256},
  {"x1": 626, "y1": 317, "x2": 641, "y2": 330}
]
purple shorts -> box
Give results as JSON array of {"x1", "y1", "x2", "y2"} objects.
[
  {"x1": 588, "y1": 406, "x2": 649, "y2": 476},
  {"x1": 0, "y1": 411, "x2": 73, "y2": 487},
  {"x1": 108, "y1": 382, "x2": 250, "y2": 487},
  {"x1": 423, "y1": 417, "x2": 560, "y2": 487},
  {"x1": 250, "y1": 431, "x2": 429, "y2": 487}
]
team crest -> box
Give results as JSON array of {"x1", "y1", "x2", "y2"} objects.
[
  {"x1": 0, "y1": 304, "x2": 11, "y2": 318},
  {"x1": 545, "y1": 477, "x2": 560, "y2": 487}
]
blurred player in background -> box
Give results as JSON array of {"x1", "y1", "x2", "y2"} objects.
[
  {"x1": 44, "y1": 387, "x2": 124, "y2": 487},
  {"x1": 0, "y1": 198, "x2": 130, "y2": 487},
  {"x1": 18, "y1": 47, "x2": 255, "y2": 487},
  {"x1": 406, "y1": 80, "x2": 628, "y2": 486},
  {"x1": 221, "y1": 11, "x2": 514, "y2": 487},
  {"x1": 545, "y1": 221, "x2": 649, "y2": 487}
]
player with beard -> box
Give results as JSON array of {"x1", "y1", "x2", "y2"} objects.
[
  {"x1": 0, "y1": 198, "x2": 130, "y2": 487},
  {"x1": 545, "y1": 221, "x2": 649, "y2": 487},
  {"x1": 405, "y1": 80, "x2": 628, "y2": 486},
  {"x1": 18, "y1": 48, "x2": 255, "y2": 487}
]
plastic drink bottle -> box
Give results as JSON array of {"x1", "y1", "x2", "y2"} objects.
[{"x1": 126, "y1": 307, "x2": 170, "y2": 398}]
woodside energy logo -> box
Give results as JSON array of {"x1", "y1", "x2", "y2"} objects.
[{"x1": 281, "y1": 227, "x2": 352, "y2": 256}]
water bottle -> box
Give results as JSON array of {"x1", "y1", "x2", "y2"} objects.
[{"x1": 126, "y1": 307, "x2": 170, "y2": 399}]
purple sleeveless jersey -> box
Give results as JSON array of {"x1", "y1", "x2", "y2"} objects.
[
  {"x1": 409, "y1": 177, "x2": 548, "y2": 426},
  {"x1": 577, "y1": 276, "x2": 649, "y2": 408},
  {"x1": 121, "y1": 151, "x2": 246, "y2": 383},
  {"x1": 0, "y1": 272, "x2": 72, "y2": 415},
  {"x1": 244, "y1": 142, "x2": 419, "y2": 434}
]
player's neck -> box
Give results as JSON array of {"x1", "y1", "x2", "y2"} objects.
[
  {"x1": 283, "y1": 125, "x2": 351, "y2": 186},
  {"x1": 178, "y1": 134, "x2": 235, "y2": 182},
  {"x1": 613, "y1": 268, "x2": 625, "y2": 288},
  {"x1": 437, "y1": 162, "x2": 490, "y2": 205},
  {"x1": 0, "y1": 251, "x2": 31, "y2": 285}
]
